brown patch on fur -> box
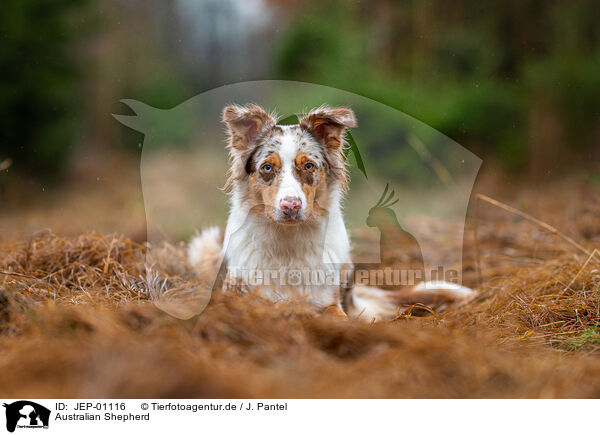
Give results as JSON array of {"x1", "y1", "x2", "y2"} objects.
[
  {"x1": 244, "y1": 152, "x2": 283, "y2": 220},
  {"x1": 294, "y1": 153, "x2": 316, "y2": 185},
  {"x1": 299, "y1": 106, "x2": 356, "y2": 192},
  {"x1": 302, "y1": 169, "x2": 329, "y2": 219},
  {"x1": 295, "y1": 153, "x2": 310, "y2": 166},
  {"x1": 259, "y1": 153, "x2": 281, "y2": 183},
  {"x1": 247, "y1": 171, "x2": 281, "y2": 220}
]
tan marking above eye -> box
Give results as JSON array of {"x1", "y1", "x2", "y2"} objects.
[
  {"x1": 259, "y1": 153, "x2": 281, "y2": 182},
  {"x1": 295, "y1": 153, "x2": 319, "y2": 186},
  {"x1": 264, "y1": 153, "x2": 281, "y2": 169},
  {"x1": 295, "y1": 153, "x2": 316, "y2": 171}
]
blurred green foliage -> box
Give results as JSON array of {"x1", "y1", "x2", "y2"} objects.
[
  {"x1": 275, "y1": 0, "x2": 600, "y2": 172},
  {"x1": 2, "y1": 0, "x2": 599, "y2": 181},
  {"x1": 0, "y1": 0, "x2": 90, "y2": 179},
  {"x1": 568, "y1": 325, "x2": 600, "y2": 349}
]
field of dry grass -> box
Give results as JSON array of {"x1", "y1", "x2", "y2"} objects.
[{"x1": 1, "y1": 161, "x2": 599, "y2": 398}]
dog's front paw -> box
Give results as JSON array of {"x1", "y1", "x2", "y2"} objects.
[{"x1": 322, "y1": 305, "x2": 348, "y2": 320}]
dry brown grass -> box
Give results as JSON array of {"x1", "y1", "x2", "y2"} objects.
[{"x1": 0, "y1": 176, "x2": 599, "y2": 398}]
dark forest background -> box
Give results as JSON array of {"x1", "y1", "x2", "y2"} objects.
[{"x1": 1, "y1": 0, "x2": 599, "y2": 189}]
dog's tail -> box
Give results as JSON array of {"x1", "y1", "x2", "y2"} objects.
[
  {"x1": 188, "y1": 227, "x2": 224, "y2": 284},
  {"x1": 346, "y1": 281, "x2": 475, "y2": 322}
]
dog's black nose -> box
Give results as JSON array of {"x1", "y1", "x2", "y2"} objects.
[{"x1": 280, "y1": 196, "x2": 302, "y2": 217}]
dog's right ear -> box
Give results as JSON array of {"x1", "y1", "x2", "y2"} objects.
[{"x1": 222, "y1": 104, "x2": 275, "y2": 150}]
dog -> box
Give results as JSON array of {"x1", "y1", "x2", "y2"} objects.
[{"x1": 188, "y1": 104, "x2": 474, "y2": 321}]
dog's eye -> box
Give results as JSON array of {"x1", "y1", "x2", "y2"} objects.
[
  {"x1": 304, "y1": 162, "x2": 315, "y2": 170},
  {"x1": 262, "y1": 164, "x2": 273, "y2": 173}
]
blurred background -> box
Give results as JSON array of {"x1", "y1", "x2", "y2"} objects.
[{"x1": 1, "y1": 0, "x2": 599, "y2": 240}]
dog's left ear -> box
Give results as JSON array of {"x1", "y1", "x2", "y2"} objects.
[{"x1": 299, "y1": 106, "x2": 356, "y2": 149}]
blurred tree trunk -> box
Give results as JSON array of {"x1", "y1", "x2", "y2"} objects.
[
  {"x1": 529, "y1": 102, "x2": 566, "y2": 181},
  {"x1": 411, "y1": 0, "x2": 436, "y2": 82}
]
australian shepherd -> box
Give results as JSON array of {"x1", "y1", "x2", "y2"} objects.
[{"x1": 188, "y1": 104, "x2": 474, "y2": 321}]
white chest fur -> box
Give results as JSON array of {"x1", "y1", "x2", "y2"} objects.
[{"x1": 222, "y1": 195, "x2": 351, "y2": 308}]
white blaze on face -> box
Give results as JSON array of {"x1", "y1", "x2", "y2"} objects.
[{"x1": 275, "y1": 127, "x2": 306, "y2": 213}]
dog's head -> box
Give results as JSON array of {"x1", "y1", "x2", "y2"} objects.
[{"x1": 222, "y1": 104, "x2": 356, "y2": 224}]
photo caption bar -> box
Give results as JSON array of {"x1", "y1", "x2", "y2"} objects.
[{"x1": 0, "y1": 399, "x2": 596, "y2": 434}]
